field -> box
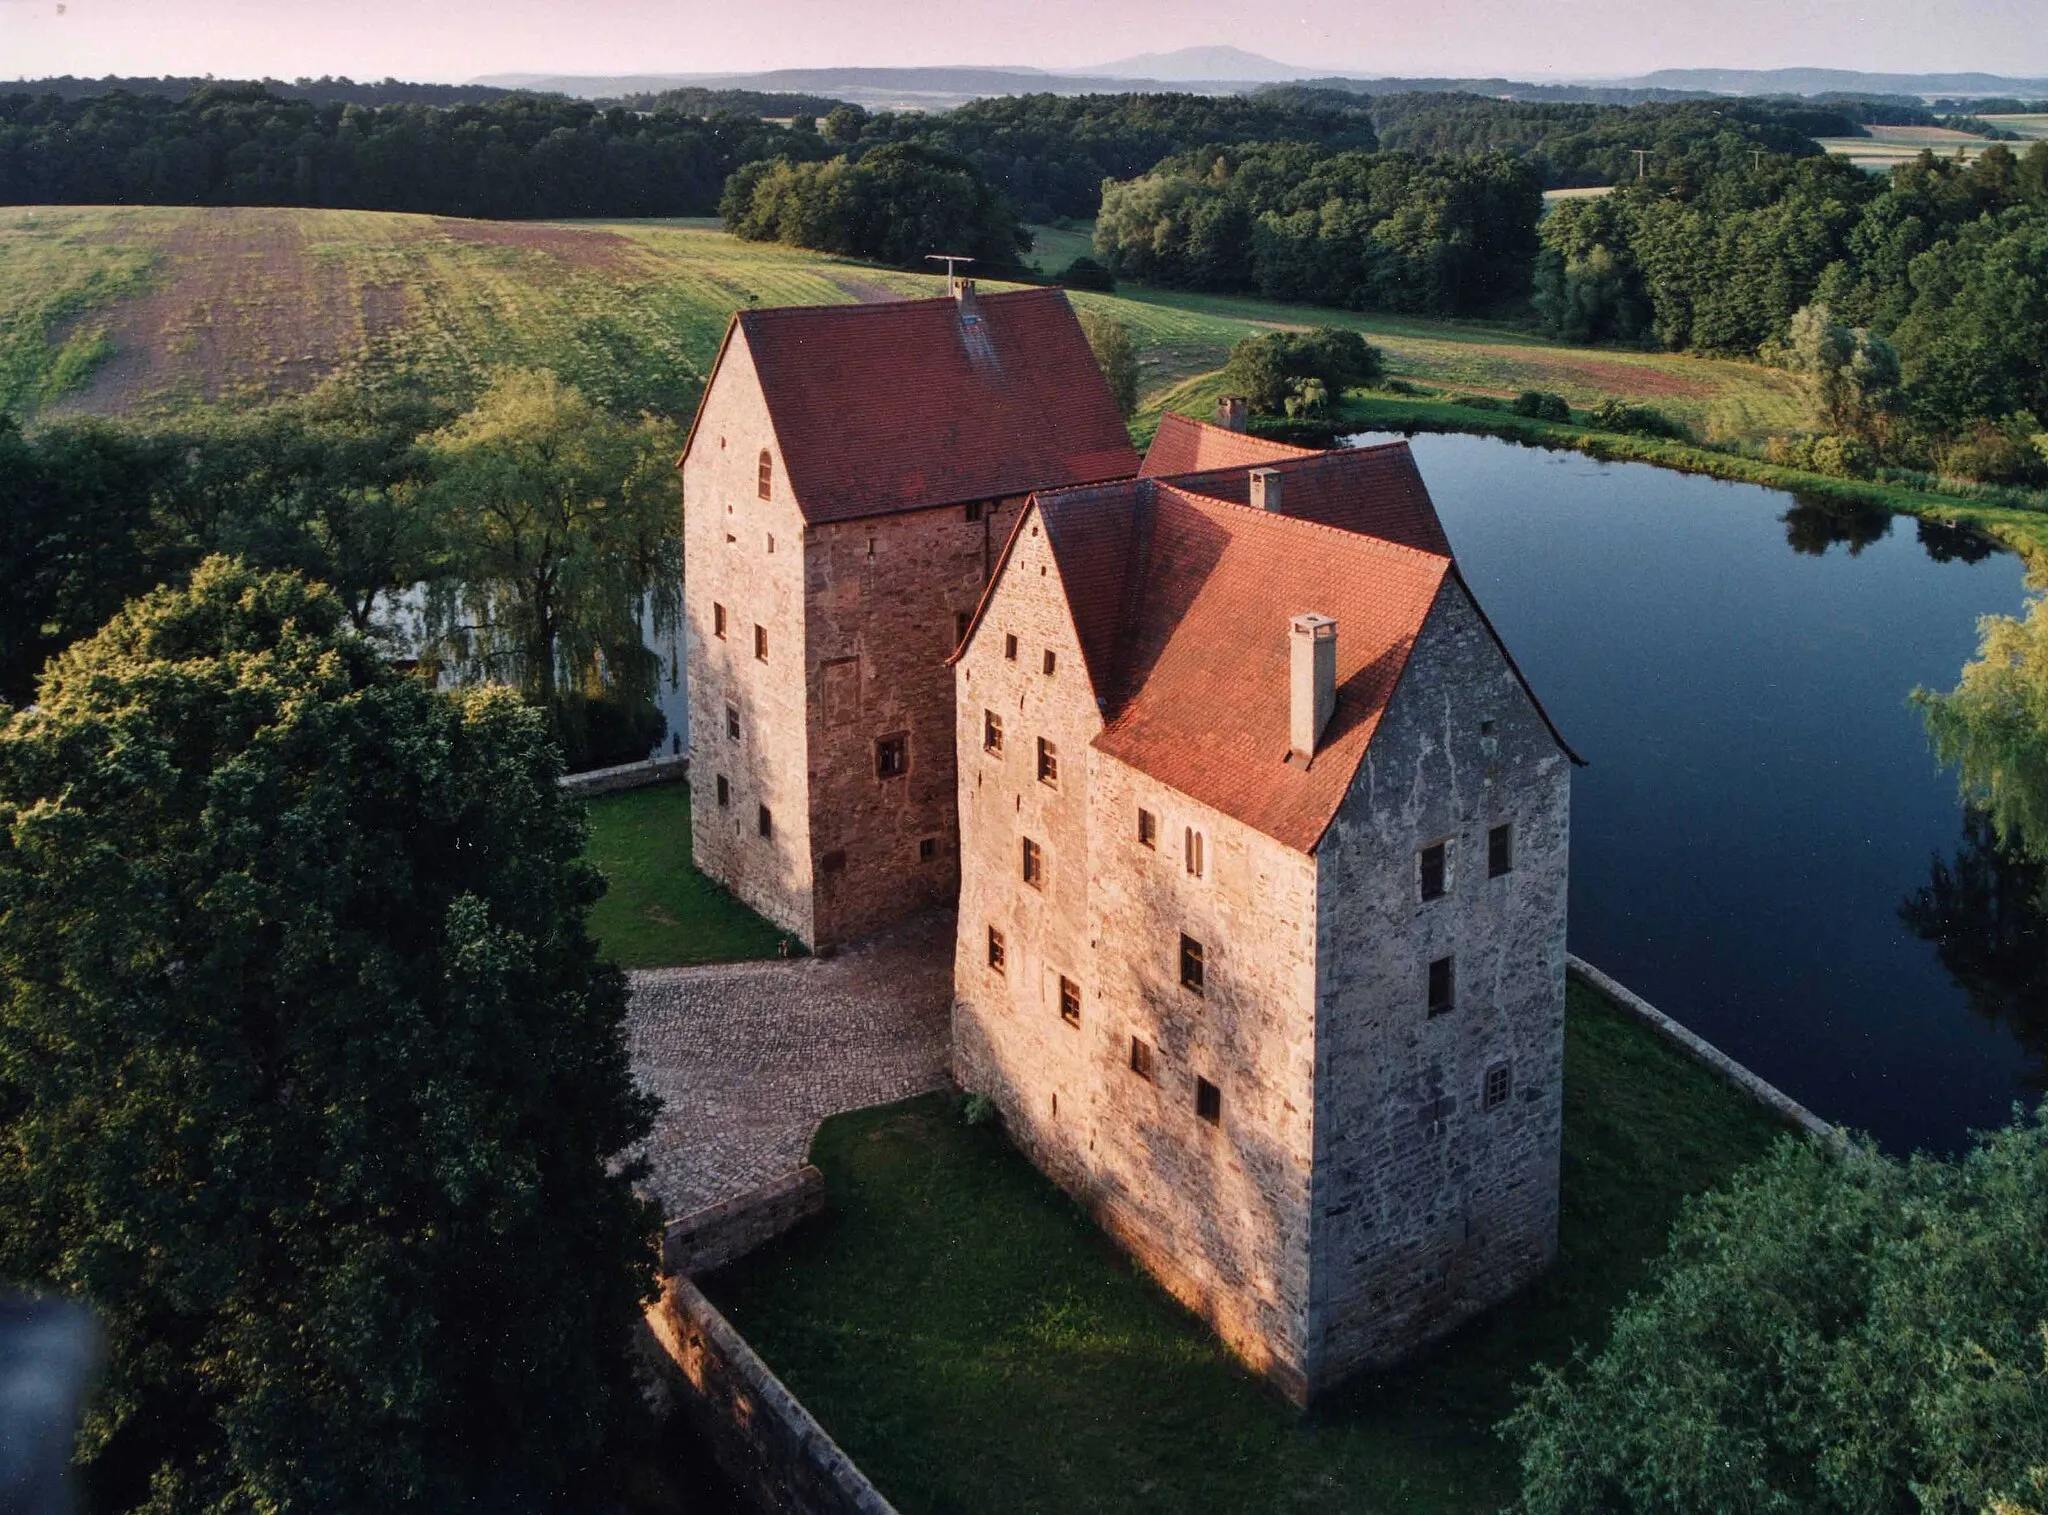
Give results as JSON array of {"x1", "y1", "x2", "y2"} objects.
[
  {"x1": 1984, "y1": 114, "x2": 2048, "y2": 141},
  {"x1": 581, "y1": 783, "x2": 791, "y2": 968},
  {"x1": 1817, "y1": 123, "x2": 2002, "y2": 171},
  {"x1": 704, "y1": 980, "x2": 1791, "y2": 1515},
  {"x1": 0, "y1": 205, "x2": 1807, "y2": 447},
  {"x1": 1021, "y1": 220, "x2": 1097, "y2": 273}
]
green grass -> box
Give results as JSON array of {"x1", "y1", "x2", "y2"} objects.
[
  {"x1": 581, "y1": 783, "x2": 791, "y2": 968},
  {"x1": 702, "y1": 979, "x2": 1790, "y2": 1515},
  {"x1": 1022, "y1": 221, "x2": 1097, "y2": 273}
]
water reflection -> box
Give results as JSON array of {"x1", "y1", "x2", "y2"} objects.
[
  {"x1": 1916, "y1": 518, "x2": 2001, "y2": 565},
  {"x1": 1781, "y1": 494, "x2": 1893, "y2": 557},
  {"x1": 1900, "y1": 811, "x2": 2048, "y2": 1097}
]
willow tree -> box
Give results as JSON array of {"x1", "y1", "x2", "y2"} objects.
[
  {"x1": 426, "y1": 369, "x2": 681, "y2": 720},
  {"x1": 1918, "y1": 589, "x2": 2048, "y2": 873}
]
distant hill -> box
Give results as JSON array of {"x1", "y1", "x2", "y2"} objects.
[
  {"x1": 0, "y1": 74, "x2": 544, "y2": 106},
  {"x1": 1074, "y1": 46, "x2": 1307, "y2": 82},
  {"x1": 473, "y1": 67, "x2": 1257, "y2": 109},
  {"x1": 1611, "y1": 67, "x2": 2048, "y2": 99}
]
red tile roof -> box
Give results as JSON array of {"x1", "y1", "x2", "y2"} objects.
[
  {"x1": 954, "y1": 438, "x2": 1574, "y2": 852},
  {"x1": 1165, "y1": 442, "x2": 1453, "y2": 558},
  {"x1": 719, "y1": 288, "x2": 1140, "y2": 525},
  {"x1": 1138, "y1": 412, "x2": 1322, "y2": 477}
]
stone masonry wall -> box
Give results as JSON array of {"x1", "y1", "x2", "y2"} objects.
[
  {"x1": 952, "y1": 510, "x2": 1101, "y2": 1188},
  {"x1": 1305, "y1": 581, "x2": 1571, "y2": 1392},
  {"x1": 1085, "y1": 751, "x2": 1321, "y2": 1399},
  {"x1": 805, "y1": 496, "x2": 1024, "y2": 947},
  {"x1": 684, "y1": 330, "x2": 817, "y2": 942}
]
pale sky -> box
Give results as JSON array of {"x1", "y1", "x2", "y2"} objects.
[{"x1": 2, "y1": 0, "x2": 2045, "y2": 84}]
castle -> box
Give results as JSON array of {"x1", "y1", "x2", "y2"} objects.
[{"x1": 680, "y1": 282, "x2": 1575, "y2": 1402}]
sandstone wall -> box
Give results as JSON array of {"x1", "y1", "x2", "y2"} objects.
[
  {"x1": 804, "y1": 497, "x2": 1023, "y2": 947},
  {"x1": 682, "y1": 329, "x2": 816, "y2": 941},
  {"x1": 1305, "y1": 580, "x2": 1571, "y2": 1390}
]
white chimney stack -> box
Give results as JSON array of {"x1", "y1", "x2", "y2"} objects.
[
  {"x1": 1216, "y1": 395, "x2": 1248, "y2": 432},
  {"x1": 1250, "y1": 467, "x2": 1283, "y2": 513},
  {"x1": 1290, "y1": 614, "x2": 1338, "y2": 762}
]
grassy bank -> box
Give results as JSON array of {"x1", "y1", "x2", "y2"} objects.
[
  {"x1": 581, "y1": 783, "x2": 790, "y2": 968},
  {"x1": 703, "y1": 980, "x2": 1790, "y2": 1515}
]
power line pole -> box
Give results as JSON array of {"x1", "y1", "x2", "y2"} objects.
[{"x1": 1633, "y1": 149, "x2": 1649, "y2": 182}]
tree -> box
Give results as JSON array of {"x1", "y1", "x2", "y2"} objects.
[
  {"x1": 0, "y1": 559, "x2": 659, "y2": 1512},
  {"x1": 1917, "y1": 590, "x2": 2048, "y2": 879},
  {"x1": 1222, "y1": 327, "x2": 1384, "y2": 415},
  {"x1": 425, "y1": 369, "x2": 681, "y2": 738},
  {"x1": 1507, "y1": 1121, "x2": 2048, "y2": 1515},
  {"x1": 1786, "y1": 301, "x2": 1901, "y2": 442},
  {"x1": 1077, "y1": 309, "x2": 1139, "y2": 418}
]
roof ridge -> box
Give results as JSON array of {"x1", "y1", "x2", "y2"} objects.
[
  {"x1": 738, "y1": 285, "x2": 1063, "y2": 322},
  {"x1": 1152, "y1": 480, "x2": 1453, "y2": 568},
  {"x1": 1162, "y1": 436, "x2": 1412, "y2": 490}
]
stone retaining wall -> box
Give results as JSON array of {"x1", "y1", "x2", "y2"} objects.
[
  {"x1": 559, "y1": 754, "x2": 689, "y2": 798},
  {"x1": 664, "y1": 1166, "x2": 826, "y2": 1277},
  {"x1": 646, "y1": 1275, "x2": 898, "y2": 1515},
  {"x1": 1566, "y1": 956, "x2": 1842, "y2": 1145}
]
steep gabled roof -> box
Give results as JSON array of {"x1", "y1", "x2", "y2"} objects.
[
  {"x1": 952, "y1": 437, "x2": 1575, "y2": 854},
  {"x1": 1165, "y1": 441, "x2": 1453, "y2": 558},
  {"x1": 722, "y1": 288, "x2": 1139, "y2": 525},
  {"x1": 1139, "y1": 412, "x2": 1323, "y2": 477}
]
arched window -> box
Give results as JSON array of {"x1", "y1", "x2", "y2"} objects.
[{"x1": 757, "y1": 449, "x2": 773, "y2": 500}]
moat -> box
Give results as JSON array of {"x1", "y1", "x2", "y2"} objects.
[{"x1": 1351, "y1": 430, "x2": 2037, "y2": 1154}]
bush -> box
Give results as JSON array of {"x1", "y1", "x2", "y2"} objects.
[
  {"x1": 1512, "y1": 390, "x2": 1574, "y2": 422},
  {"x1": 1589, "y1": 398, "x2": 1688, "y2": 439},
  {"x1": 1938, "y1": 416, "x2": 2048, "y2": 487},
  {"x1": 554, "y1": 689, "x2": 669, "y2": 772},
  {"x1": 1457, "y1": 394, "x2": 1506, "y2": 411},
  {"x1": 1508, "y1": 1119, "x2": 2048, "y2": 1515},
  {"x1": 1077, "y1": 309, "x2": 1139, "y2": 418},
  {"x1": 961, "y1": 1092, "x2": 998, "y2": 1127},
  {"x1": 1764, "y1": 433, "x2": 1881, "y2": 479},
  {"x1": 1222, "y1": 327, "x2": 1384, "y2": 414},
  {"x1": 1055, "y1": 255, "x2": 1116, "y2": 291}
]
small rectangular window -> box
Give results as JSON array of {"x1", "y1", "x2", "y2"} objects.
[
  {"x1": 1129, "y1": 1036, "x2": 1155, "y2": 1081},
  {"x1": 984, "y1": 710, "x2": 1003, "y2": 754},
  {"x1": 1420, "y1": 841, "x2": 1447, "y2": 901},
  {"x1": 1058, "y1": 976, "x2": 1081, "y2": 1027},
  {"x1": 988, "y1": 926, "x2": 1006, "y2": 973},
  {"x1": 1489, "y1": 823, "x2": 1515, "y2": 877},
  {"x1": 1195, "y1": 1076, "x2": 1221, "y2": 1125},
  {"x1": 1180, "y1": 933, "x2": 1205, "y2": 994},
  {"x1": 757, "y1": 804, "x2": 773, "y2": 839},
  {"x1": 1004, "y1": 633, "x2": 1018, "y2": 661},
  {"x1": 1022, "y1": 837, "x2": 1043, "y2": 889},
  {"x1": 919, "y1": 837, "x2": 937, "y2": 862},
  {"x1": 715, "y1": 774, "x2": 729, "y2": 807},
  {"x1": 725, "y1": 705, "x2": 740, "y2": 740},
  {"x1": 964, "y1": 501, "x2": 984, "y2": 523},
  {"x1": 713, "y1": 603, "x2": 727, "y2": 639},
  {"x1": 754, "y1": 624, "x2": 768, "y2": 661},
  {"x1": 1428, "y1": 955, "x2": 1455, "y2": 1016},
  {"x1": 1184, "y1": 827, "x2": 1205, "y2": 879},
  {"x1": 757, "y1": 449, "x2": 773, "y2": 499},
  {"x1": 1138, "y1": 808, "x2": 1157, "y2": 849},
  {"x1": 1484, "y1": 1062, "x2": 1512, "y2": 1111},
  {"x1": 767, "y1": 532, "x2": 776, "y2": 554},
  {"x1": 1043, "y1": 649, "x2": 1057, "y2": 676},
  {"x1": 876, "y1": 732, "x2": 908, "y2": 780},
  {"x1": 1037, "y1": 737, "x2": 1059, "y2": 787}
]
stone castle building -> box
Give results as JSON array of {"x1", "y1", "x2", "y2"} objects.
[
  {"x1": 679, "y1": 285, "x2": 1136, "y2": 947},
  {"x1": 683, "y1": 284, "x2": 1576, "y2": 1401}
]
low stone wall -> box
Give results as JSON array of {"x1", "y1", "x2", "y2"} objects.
[
  {"x1": 559, "y1": 754, "x2": 689, "y2": 798},
  {"x1": 1567, "y1": 955, "x2": 1842, "y2": 1145},
  {"x1": 646, "y1": 1275, "x2": 898, "y2": 1515},
  {"x1": 664, "y1": 1166, "x2": 826, "y2": 1277}
]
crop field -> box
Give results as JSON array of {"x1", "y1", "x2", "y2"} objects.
[
  {"x1": 1983, "y1": 114, "x2": 2048, "y2": 140},
  {"x1": 0, "y1": 204, "x2": 1807, "y2": 446},
  {"x1": 1817, "y1": 123, "x2": 2001, "y2": 171}
]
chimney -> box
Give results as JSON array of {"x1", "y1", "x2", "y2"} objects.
[
  {"x1": 1216, "y1": 394, "x2": 1248, "y2": 432},
  {"x1": 1250, "y1": 467, "x2": 1282, "y2": 513},
  {"x1": 954, "y1": 277, "x2": 980, "y2": 322},
  {"x1": 1289, "y1": 614, "x2": 1338, "y2": 763}
]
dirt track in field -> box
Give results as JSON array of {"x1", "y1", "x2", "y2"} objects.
[{"x1": 423, "y1": 217, "x2": 650, "y2": 276}]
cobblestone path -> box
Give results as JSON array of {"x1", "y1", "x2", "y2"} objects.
[{"x1": 627, "y1": 908, "x2": 955, "y2": 1221}]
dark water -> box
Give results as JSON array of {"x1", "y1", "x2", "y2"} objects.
[{"x1": 1353, "y1": 432, "x2": 2041, "y2": 1154}]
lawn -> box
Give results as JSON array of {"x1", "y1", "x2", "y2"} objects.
[
  {"x1": 1022, "y1": 221, "x2": 1096, "y2": 273},
  {"x1": 701, "y1": 979, "x2": 1791, "y2": 1515},
  {"x1": 581, "y1": 782, "x2": 791, "y2": 968}
]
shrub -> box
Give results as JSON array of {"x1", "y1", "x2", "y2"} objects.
[
  {"x1": 1764, "y1": 433, "x2": 1880, "y2": 479},
  {"x1": 1589, "y1": 398, "x2": 1688, "y2": 439},
  {"x1": 1512, "y1": 390, "x2": 1573, "y2": 422},
  {"x1": 1938, "y1": 416, "x2": 2048, "y2": 487},
  {"x1": 1077, "y1": 309, "x2": 1139, "y2": 418},
  {"x1": 1055, "y1": 255, "x2": 1116, "y2": 291},
  {"x1": 1222, "y1": 327, "x2": 1383, "y2": 414},
  {"x1": 961, "y1": 1092, "x2": 998, "y2": 1127},
  {"x1": 1456, "y1": 394, "x2": 1506, "y2": 412}
]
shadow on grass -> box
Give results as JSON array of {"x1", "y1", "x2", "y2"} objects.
[{"x1": 702, "y1": 980, "x2": 1791, "y2": 1515}]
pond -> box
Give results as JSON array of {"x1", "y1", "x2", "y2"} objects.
[{"x1": 1352, "y1": 431, "x2": 2040, "y2": 1155}]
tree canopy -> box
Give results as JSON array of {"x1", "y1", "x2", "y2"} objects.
[
  {"x1": 1222, "y1": 327, "x2": 1384, "y2": 415},
  {"x1": 0, "y1": 558, "x2": 659, "y2": 1512}
]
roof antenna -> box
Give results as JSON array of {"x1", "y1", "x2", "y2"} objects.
[{"x1": 925, "y1": 253, "x2": 976, "y2": 298}]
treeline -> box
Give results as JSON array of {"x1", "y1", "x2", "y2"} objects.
[
  {"x1": 0, "y1": 74, "x2": 540, "y2": 106},
  {"x1": 625, "y1": 85, "x2": 847, "y2": 118},
  {"x1": 809, "y1": 91, "x2": 1377, "y2": 221},
  {"x1": 0, "y1": 372, "x2": 681, "y2": 767},
  {"x1": 1093, "y1": 143, "x2": 1541, "y2": 315},
  {"x1": 0, "y1": 83, "x2": 822, "y2": 217},
  {"x1": 1537, "y1": 142, "x2": 2048, "y2": 481}
]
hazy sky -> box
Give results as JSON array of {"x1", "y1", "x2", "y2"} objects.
[{"x1": 3, "y1": 0, "x2": 2046, "y2": 83}]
